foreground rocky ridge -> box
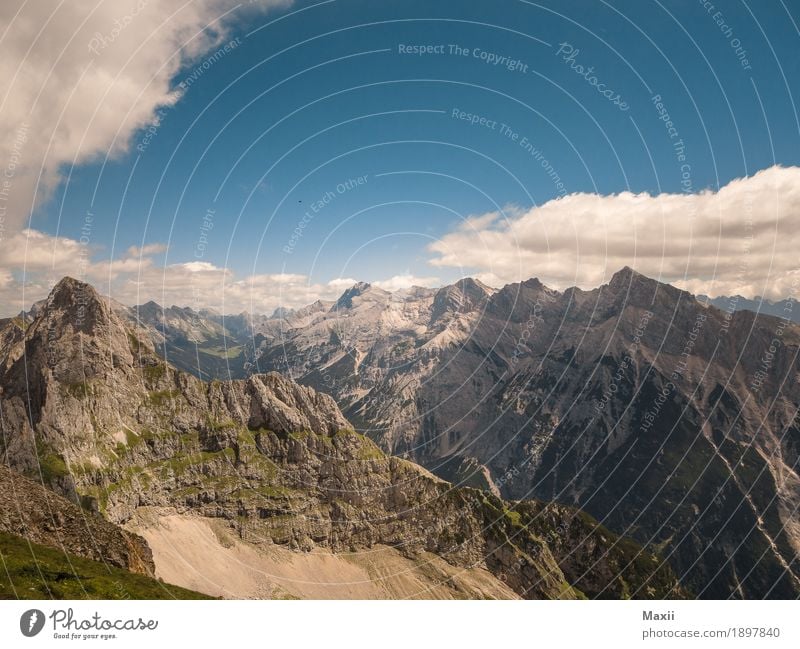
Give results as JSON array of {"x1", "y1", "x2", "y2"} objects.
[
  {"x1": 0, "y1": 277, "x2": 682, "y2": 599},
  {"x1": 0, "y1": 463, "x2": 153, "y2": 575}
]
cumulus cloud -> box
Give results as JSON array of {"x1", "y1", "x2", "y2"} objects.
[
  {"x1": 109, "y1": 261, "x2": 346, "y2": 314},
  {"x1": 126, "y1": 243, "x2": 169, "y2": 258},
  {"x1": 0, "y1": 0, "x2": 288, "y2": 234},
  {"x1": 373, "y1": 274, "x2": 440, "y2": 292},
  {"x1": 0, "y1": 229, "x2": 359, "y2": 316},
  {"x1": 321, "y1": 277, "x2": 359, "y2": 293},
  {"x1": 0, "y1": 228, "x2": 89, "y2": 271},
  {"x1": 428, "y1": 165, "x2": 800, "y2": 299}
]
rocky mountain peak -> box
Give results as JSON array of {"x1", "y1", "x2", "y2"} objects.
[
  {"x1": 132, "y1": 300, "x2": 164, "y2": 323},
  {"x1": 602, "y1": 265, "x2": 688, "y2": 312},
  {"x1": 49, "y1": 274, "x2": 91, "y2": 297},
  {"x1": 333, "y1": 281, "x2": 373, "y2": 310},
  {"x1": 454, "y1": 277, "x2": 494, "y2": 298},
  {"x1": 485, "y1": 276, "x2": 560, "y2": 322},
  {"x1": 607, "y1": 265, "x2": 645, "y2": 287},
  {"x1": 0, "y1": 276, "x2": 152, "y2": 406},
  {"x1": 522, "y1": 276, "x2": 545, "y2": 289},
  {"x1": 430, "y1": 277, "x2": 492, "y2": 324},
  {"x1": 44, "y1": 276, "x2": 110, "y2": 334},
  {"x1": 269, "y1": 306, "x2": 294, "y2": 320}
]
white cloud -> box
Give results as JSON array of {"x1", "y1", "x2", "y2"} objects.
[
  {"x1": 0, "y1": 229, "x2": 358, "y2": 316},
  {"x1": 325, "y1": 277, "x2": 360, "y2": 292},
  {"x1": 428, "y1": 165, "x2": 800, "y2": 299},
  {"x1": 0, "y1": 0, "x2": 289, "y2": 233},
  {"x1": 373, "y1": 274, "x2": 440, "y2": 291},
  {"x1": 126, "y1": 243, "x2": 168, "y2": 258},
  {"x1": 0, "y1": 228, "x2": 87, "y2": 270},
  {"x1": 110, "y1": 264, "x2": 361, "y2": 315}
]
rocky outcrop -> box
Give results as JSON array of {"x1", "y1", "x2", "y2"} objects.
[
  {"x1": 0, "y1": 276, "x2": 683, "y2": 599},
  {"x1": 0, "y1": 463, "x2": 153, "y2": 575}
]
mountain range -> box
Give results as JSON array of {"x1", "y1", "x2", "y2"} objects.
[
  {"x1": 0, "y1": 276, "x2": 684, "y2": 599},
  {"x1": 105, "y1": 268, "x2": 800, "y2": 598},
  {"x1": 698, "y1": 294, "x2": 800, "y2": 324}
]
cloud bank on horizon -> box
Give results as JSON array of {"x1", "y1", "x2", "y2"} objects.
[
  {"x1": 2, "y1": 165, "x2": 799, "y2": 316},
  {"x1": 429, "y1": 165, "x2": 800, "y2": 301},
  {"x1": 0, "y1": 225, "x2": 438, "y2": 315}
]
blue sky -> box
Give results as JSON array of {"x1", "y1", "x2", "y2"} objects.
[{"x1": 3, "y1": 0, "x2": 800, "y2": 312}]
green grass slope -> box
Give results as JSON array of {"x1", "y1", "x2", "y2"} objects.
[{"x1": 0, "y1": 532, "x2": 210, "y2": 600}]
